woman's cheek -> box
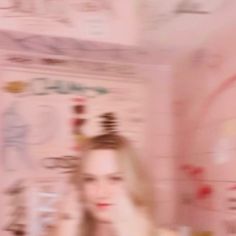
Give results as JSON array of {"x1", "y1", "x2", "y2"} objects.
[
  {"x1": 110, "y1": 182, "x2": 126, "y2": 197},
  {"x1": 83, "y1": 184, "x2": 97, "y2": 202}
]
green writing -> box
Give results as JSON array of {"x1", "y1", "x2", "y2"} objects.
[{"x1": 29, "y1": 78, "x2": 109, "y2": 97}]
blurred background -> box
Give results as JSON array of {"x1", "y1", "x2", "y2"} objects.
[{"x1": 1, "y1": 1, "x2": 236, "y2": 236}]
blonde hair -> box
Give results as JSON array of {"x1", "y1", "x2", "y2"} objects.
[{"x1": 74, "y1": 133, "x2": 157, "y2": 236}]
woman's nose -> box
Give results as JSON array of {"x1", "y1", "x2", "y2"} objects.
[{"x1": 96, "y1": 180, "x2": 110, "y2": 198}]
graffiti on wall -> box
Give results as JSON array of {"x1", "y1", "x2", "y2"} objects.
[
  {"x1": 1, "y1": 102, "x2": 58, "y2": 170},
  {"x1": 4, "y1": 180, "x2": 27, "y2": 236}
]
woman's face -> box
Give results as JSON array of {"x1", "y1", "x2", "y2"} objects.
[{"x1": 81, "y1": 149, "x2": 125, "y2": 223}]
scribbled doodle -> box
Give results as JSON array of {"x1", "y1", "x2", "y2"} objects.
[
  {"x1": 0, "y1": 0, "x2": 34, "y2": 13},
  {"x1": 225, "y1": 185, "x2": 236, "y2": 212},
  {"x1": 33, "y1": 185, "x2": 61, "y2": 236},
  {"x1": 1, "y1": 103, "x2": 58, "y2": 170},
  {"x1": 3, "y1": 78, "x2": 109, "y2": 97},
  {"x1": 40, "y1": 57, "x2": 67, "y2": 66},
  {"x1": 175, "y1": 0, "x2": 210, "y2": 14},
  {"x1": 3, "y1": 81, "x2": 28, "y2": 94},
  {"x1": 71, "y1": 99, "x2": 87, "y2": 153},
  {"x1": 192, "y1": 48, "x2": 223, "y2": 69},
  {"x1": 0, "y1": 0, "x2": 71, "y2": 25},
  {"x1": 0, "y1": 31, "x2": 151, "y2": 65},
  {"x1": 2, "y1": 103, "x2": 31, "y2": 170},
  {"x1": 73, "y1": 104, "x2": 85, "y2": 114},
  {"x1": 41, "y1": 156, "x2": 79, "y2": 173},
  {"x1": 75, "y1": 0, "x2": 114, "y2": 13},
  {"x1": 29, "y1": 78, "x2": 109, "y2": 97},
  {"x1": 7, "y1": 55, "x2": 33, "y2": 64},
  {"x1": 4, "y1": 180, "x2": 27, "y2": 236}
]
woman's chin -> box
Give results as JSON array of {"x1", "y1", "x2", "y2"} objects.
[{"x1": 94, "y1": 213, "x2": 112, "y2": 224}]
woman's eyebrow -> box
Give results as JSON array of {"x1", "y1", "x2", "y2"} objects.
[
  {"x1": 82, "y1": 172, "x2": 123, "y2": 176},
  {"x1": 107, "y1": 172, "x2": 123, "y2": 176},
  {"x1": 82, "y1": 173, "x2": 95, "y2": 177}
]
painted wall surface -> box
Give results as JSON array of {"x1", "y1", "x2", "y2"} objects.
[
  {"x1": 175, "y1": 17, "x2": 236, "y2": 236},
  {"x1": 0, "y1": 49, "x2": 150, "y2": 236},
  {"x1": 147, "y1": 65, "x2": 177, "y2": 229},
  {"x1": 0, "y1": 0, "x2": 139, "y2": 45}
]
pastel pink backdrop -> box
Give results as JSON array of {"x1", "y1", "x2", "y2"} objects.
[{"x1": 174, "y1": 11, "x2": 236, "y2": 235}]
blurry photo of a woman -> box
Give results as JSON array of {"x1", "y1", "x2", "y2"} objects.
[{"x1": 54, "y1": 113, "x2": 177, "y2": 236}]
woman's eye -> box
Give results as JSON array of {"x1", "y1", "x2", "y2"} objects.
[
  {"x1": 110, "y1": 176, "x2": 123, "y2": 182},
  {"x1": 83, "y1": 177, "x2": 95, "y2": 183}
]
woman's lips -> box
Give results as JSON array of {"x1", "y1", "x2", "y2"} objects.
[{"x1": 96, "y1": 203, "x2": 112, "y2": 209}]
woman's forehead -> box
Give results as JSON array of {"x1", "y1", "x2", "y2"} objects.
[{"x1": 82, "y1": 149, "x2": 121, "y2": 175}]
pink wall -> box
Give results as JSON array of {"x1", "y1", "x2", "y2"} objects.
[
  {"x1": 175, "y1": 20, "x2": 236, "y2": 236},
  {"x1": 147, "y1": 65, "x2": 178, "y2": 229},
  {"x1": 4, "y1": 2, "x2": 236, "y2": 235},
  {"x1": 0, "y1": 42, "x2": 168, "y2": 235}
]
